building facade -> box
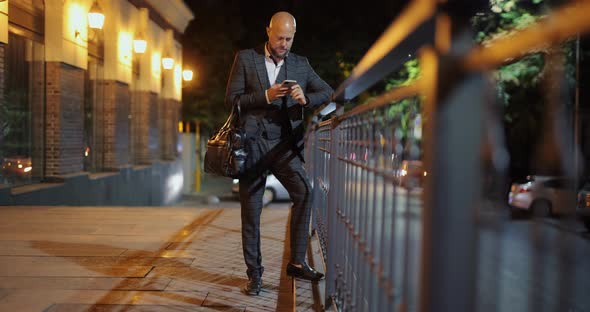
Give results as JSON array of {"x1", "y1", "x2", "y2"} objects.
[{"x1": 0, "y1": 0, "x2": 193, "y2": 205}]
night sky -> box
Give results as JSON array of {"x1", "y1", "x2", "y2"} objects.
[
  {"x1": 180, "y1": 0, "x2": 410, "y2": 86},
  {"x1": 178, "y1": 0, "x2": 411, "y2": 125},
  {"x1": 181, "y1": 0, "x2": 409, "y2": 49}
]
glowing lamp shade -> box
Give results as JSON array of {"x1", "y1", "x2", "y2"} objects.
[
  {"x1": 133, "y1": 38, "x2": 147, "y2": 54},
  {"x1": 182, "y1": 69, "x2": 193, "y2": 81},
  {"x1": 88, "y1": 1, "x2": 105, "y2": 30},
  {"x1": 162, "y1": 57, "x2": 174, "y2": 70}
]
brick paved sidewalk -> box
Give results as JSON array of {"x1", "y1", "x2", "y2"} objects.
[{"x1": 0, "y1": 203, "x2": 323, "y2": 311}]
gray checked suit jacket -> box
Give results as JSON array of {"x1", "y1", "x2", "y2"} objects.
[{"x1": 225, "y1": 44, "x2": 333, "y2": 157}]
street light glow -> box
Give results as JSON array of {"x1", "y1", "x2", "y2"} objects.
[
  {"x1": 182, "y1": 69, "x2": 193, "y2": 81},
  {"x1": 133, "y1": 38, "x2": 147, "y2": 54},
  {"x1": 87, "y1": 1, "x2": 105, "y2": 30},
  {"x1": 162, "y1": 57, "x2": 174, "y2": 70}
]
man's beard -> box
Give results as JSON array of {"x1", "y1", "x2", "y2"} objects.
[{"x1": 270, "y1": 46, "x2": 289, "y2": 60}]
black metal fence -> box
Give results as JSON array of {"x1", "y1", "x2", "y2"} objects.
[{"x1": 305, "y1": 0, "x2": 590, "y2": 311}]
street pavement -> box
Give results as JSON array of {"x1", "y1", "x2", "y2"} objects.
[
  {"x1": 179, "y1": 174, "x2": 237, "y2": 208},
  {"x1": 2, "y1": 173, "x2": 588, "y2": 311},
  {"x1": 0, "y1": 174, "x2": 323, "y2": 311}
]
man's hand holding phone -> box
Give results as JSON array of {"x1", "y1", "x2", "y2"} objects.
[
  {"x1": 267, "y1": 80, "x2": 296, "y2": 101},
  {"x1": 283, "y1": 80, "x2": 307, "y2": 106},
  {"x1": 267, "y1": 80, "x2": 306, "y2": 106}
]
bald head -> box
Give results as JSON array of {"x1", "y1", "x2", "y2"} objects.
[
  {"x1": 266, "y1": 12, "x2": 296, "y2": 61},
  {"x1": 269, "y1": 11, "x2": 296, "y2": 30}
]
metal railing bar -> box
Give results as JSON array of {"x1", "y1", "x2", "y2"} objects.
[
  {"x1": 384, "y1": 122, "x2": 397, "y2": 309},
  {"x1": 360, "y1": 117, "x2": 370, "y2": 311},
  {"x1": 306, "y1": 1, "x2": 590, "y2": 311},
  {"x1": 333, "y1": 0, "x2": 437, "y2": 102},
  {"x1": 463, "y1": 0, "x2": 590, "y2": 72},
  {"x1": 337, "y1": 83, "x2": 422, "y2": 123},
  {"x1": 350, "y1": 119, "x2": 360, "y2": 311},
  {"x1": 369, "y1": 117, "x2": 380, "y2": 311},
  {"x1": 332, "y1": 139, "x2": 400, "y2": 150},
  {"x1": 335, "y1": 162, "x2": 400, "y2": 184},
  {"x1": 318, "y1": 119, "x2": 334, "y2": 128},
  {"x1": 344, "y1": 123, "x2": 353, "y2": 310}
]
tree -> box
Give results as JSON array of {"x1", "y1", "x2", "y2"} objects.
[{"x1": 472, "y1": 0, "x2": 578, "y2": 176}]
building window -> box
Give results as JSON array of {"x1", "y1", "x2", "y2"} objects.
[
  {"x1": 130, "y1": 59, "x2": 140, "y2": 165},
  {"x1": 0, "y1": 32, "x2": 45, "y2": 186},
  {"x1": 84, "y1": 56, "x2": 105, "y2": 172}
]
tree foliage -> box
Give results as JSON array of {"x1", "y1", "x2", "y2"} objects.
[
  {"x1": 472, "y1": 0, "x2": 578, "y2": 175},
  {"x1": 348, "y1": 0, "x2": 581, "y2": 169},
  {"x1": 383, "y1": 59, "x2": 422, "y2": 140}
]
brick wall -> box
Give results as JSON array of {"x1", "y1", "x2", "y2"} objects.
[
  {"x1": 160, "y1": 99, "x2": 180, "y2": 160},
  {"x1": 44, "y1": 62, "x2": 62, "y2": 176},
  {"x1": 130, "y1": 91, "x2": 153, "y2": 164},
  {"x1": 59, "y1": 63, "x2": 85, "y2": 174},
  {"x1": 92, "y1": 79, "x2": 107, "y2": 171},
  {"x1": 148, "y1": 92, "x2": 159, "y2": 162},
  {"x1": 123, "y1": 91, "x2": 159, "y2": 164},
  {"x1": 172, "y1": 100, "x2": 180, "y2": 158},
  {"x1": 159, "y1": 98, "x2": 168, "y2": 159},
  {"x1": 115, "y1": 82, "x2": 130, "y2": 166},
  {"x1": 103, "y1": 81, "x2": 130, "y2": 169},
  {"x1": 45, "y1": 62, "x2": 85, "y2": 176}
]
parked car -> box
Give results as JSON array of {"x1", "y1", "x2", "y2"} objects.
[
  {"x1": 577, "y1": 181, "x2": 590, "y2": 231},
  {"x1": 232, "y1": 174, "x2": 290, "y2": 206},
  {"x1": 508, "y1": 175, "x2": 577, "y2": 217},
  {"x1": 1, "y1": 156, "x2": 32, "y2": 183}
]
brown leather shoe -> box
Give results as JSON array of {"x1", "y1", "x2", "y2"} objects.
[
  {"x1": 241, "y1": 278, "x2": 262, "y2": 296},
  {"x1": 286, "y1": 262, "x2": 324, "y2": 281}
]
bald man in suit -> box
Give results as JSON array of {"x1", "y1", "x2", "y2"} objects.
[{"x1": 225, "y1": 11, "x2": 333, "y2": 295}]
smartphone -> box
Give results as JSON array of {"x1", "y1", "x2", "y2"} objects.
[{"x1": 281, "y1": 80, "x2": 297, "y2": 88}]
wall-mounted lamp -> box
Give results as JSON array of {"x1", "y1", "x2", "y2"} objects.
[
  {"x1": 88, "y1": 1, "x2": 105, "y2": 30},
  {"x1": 182, "y1": 69, "x2": 193, "y2": 81},
  {"x1": 133, "y1": 33, "x2": 147, "y2": 54},
  {"x1": 162, "y1": 53, "x2": 174, "y2": 70}
]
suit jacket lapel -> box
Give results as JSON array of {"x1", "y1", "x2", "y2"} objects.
[
  {"x1": 282, "y1": 56, "x2": 296, "y2": 107},
  {"x1": 254, "y1": 45, "x2": 270, "y2": 90},
  {"x1": 283, "y1": 54, "x2": 294, "y2": 81}
]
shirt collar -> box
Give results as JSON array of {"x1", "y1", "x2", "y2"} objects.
[{"x1": 265, "y1": 42, "x2": 284, "y2": 66}]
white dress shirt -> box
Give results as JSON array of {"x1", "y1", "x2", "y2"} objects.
[{"x1": 264, "y1": 43, "x2": 284, "y2": 104}]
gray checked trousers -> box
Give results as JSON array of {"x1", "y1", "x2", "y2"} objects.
[{"x1": 238, "y1": 134, "x2": 312, "y2": 279}]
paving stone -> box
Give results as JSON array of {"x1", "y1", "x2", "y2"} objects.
[
  {"x1": 1, "y1": 289, "x2": 208, "y2": 305},
  {"x1": 0, "y1": 276, "x2": 171, "y2": 291},
  {"x1": 0, "y1": 256, "x2": 193, "y2": 267},
  {"x1": 0, "y1": 204, "x2": 319, "y2": 311},
  {"x1": 45, "y1": 304, "x2": 245, "y2": 312}
]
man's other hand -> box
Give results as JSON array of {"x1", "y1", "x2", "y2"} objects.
[{"x1": 289, "y1": 84, "x2": 307, "y2": 106}]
